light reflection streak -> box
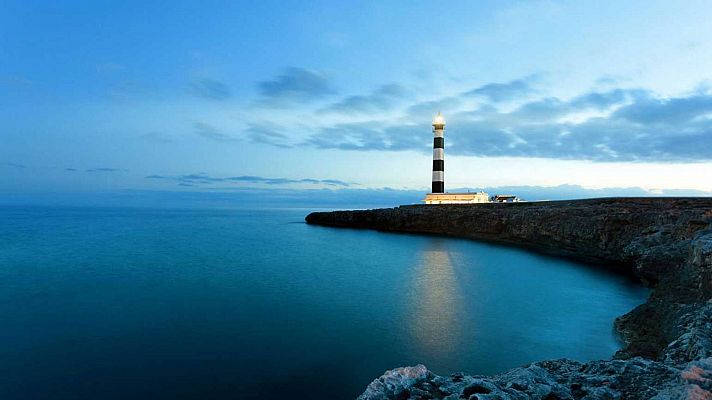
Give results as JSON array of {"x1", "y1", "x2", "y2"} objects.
[{"x1": 409, "y1": 239, "x2": 464, "y2": 359}]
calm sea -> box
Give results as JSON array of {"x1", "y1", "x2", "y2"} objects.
[{"x1": 0, "y1": 206, "x2": 648, "y2": 399}]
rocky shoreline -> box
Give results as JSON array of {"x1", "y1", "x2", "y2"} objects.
[{"x1": 305, "y1": 198, "x2": 712, "y2": 399}]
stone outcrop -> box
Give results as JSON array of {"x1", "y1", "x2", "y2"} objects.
[{"x1": 305, "y1": 198, "x2": 712, "y2": 399}]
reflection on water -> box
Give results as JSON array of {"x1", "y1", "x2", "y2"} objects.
[{"x1": 410, "y1": 239, "x2": 464, "y2": 358}]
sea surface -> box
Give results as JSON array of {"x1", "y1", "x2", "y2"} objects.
[{"x1": 0, "y1": 206, "x2": 649, "y2": 399}]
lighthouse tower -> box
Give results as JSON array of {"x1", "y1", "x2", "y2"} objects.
[
  {"x1": 423, "y1": 113, "x2": 491, "y2": 204},
  {"x1": 431, "y1": 112, "x2": 446, "y2": 193}
]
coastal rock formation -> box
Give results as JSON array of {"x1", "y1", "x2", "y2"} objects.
[
  {"x1": 306, "y1": 198, "x2": 712, "y2": 399},
  {"x1": 357, "y1": 356, "x2": 712, "y2": 400}
]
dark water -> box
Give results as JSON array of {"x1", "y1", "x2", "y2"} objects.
[{"x1": 0, "y1": 206, "x2": 648, "y2": 399}]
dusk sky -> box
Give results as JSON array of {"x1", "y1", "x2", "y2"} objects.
[{"x1": 2, "y1": 0, "x2": 712, "y2": 201}]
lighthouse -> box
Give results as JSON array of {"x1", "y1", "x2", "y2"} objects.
[
  {"x1": 423, "y1": 113, "x2": 491, "y2": 204},
  {"x1": 432, "y1": 112, "x2": 445, "y2": 193}
]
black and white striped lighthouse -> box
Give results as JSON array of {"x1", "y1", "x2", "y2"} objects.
[{"x1": 431, "y1": 112, "x2": 445, "y2": 193}]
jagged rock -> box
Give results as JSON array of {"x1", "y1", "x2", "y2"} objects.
[
  {"x1": 358, "y1": 365, "x2": 429, "y2": 400},
  {"x1": 359, "y1": 357, "x2": 700, "y2": 400},
  {"x1": 305, "y1": 198, "x2": 712, "y2": 399},
  {"x1": 664, "y1": 301, "x2": 712, "y2": 364}
]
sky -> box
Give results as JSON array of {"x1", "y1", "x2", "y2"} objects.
[{"x1": 2, "y1": 0, "x2": 712, "y2": 205}]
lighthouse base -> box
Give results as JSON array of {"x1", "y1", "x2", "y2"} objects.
[{"x1": 423, "y1": 192, "x2": 490, "y2": 204}]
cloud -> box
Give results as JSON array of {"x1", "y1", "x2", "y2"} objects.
[
  {"x1": 612, "y1": 93, "x2": 712, "y2": 125},
  {"x1": 298, "y1": 84, "x2": 712, "y2": 162},
  {"x1": 321, "y1": 179, "x2": 352, "y2": 186},
  {"x1": 145, "y1": 173, "x2": 352, "y2": 187},
  {"x1": 568, "y1": 88, "x2": 634, "y2": 109},
  {"x1": 1, "y1": 162, "x2": 26, "y2": 168},
  {"x1": 176, "y1": 173, "x2": 225, "y2": 183},
  {"x1": 192, "y1": 122, "x2": 286, "y2": 145},
  {"x1": 194, "y1": 122, "x2": 239, "y2": 142},
  {"x1": 508, "y1": 88, "x2": 642, "y2": 122},
  {"x1": 86, "y1": 168, "x2": 127, "y2": 172},
  {"x1": 248, "y1": 125, "x2": 292, "y2": 148},
  {"x1": 257, "y1": 67, "x2": 336, "y2": 105},
  {"x1": 319, "y1": 83, "x2": 410, "y2": 114},
  {"x1": 405, "y1": 76, "x2": 539, "y2": 117},
  {"x1": 466, "y1": 77, "x2": 537, "y2": 102},
  {"x1": 452, "y1": 90, "x2": 712, "y2": 161},
  {"x1": 190, "y1": 78, "x2": 231, "y2": 100},
  {"x1": 304, "y1": 122, "x2": 426, "y2": 152}
]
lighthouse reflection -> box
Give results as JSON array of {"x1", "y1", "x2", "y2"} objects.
[{"x1": 409, "y1": 239, "x2": 464, "y2": 360}]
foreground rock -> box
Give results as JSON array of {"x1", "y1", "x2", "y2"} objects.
[
  {"x1": 358, "y1": 355, "x2": 712, "y2": 400},
  {"x1": 306, "y1": 198, "x2": 712, "y2": 399}
]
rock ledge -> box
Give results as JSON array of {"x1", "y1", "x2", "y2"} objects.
[{"x1": 306, "y1": 198, "x2": 712, "y2": 399}]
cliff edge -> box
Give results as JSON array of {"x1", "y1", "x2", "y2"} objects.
[{"x1": 306, "y1": 198, "x2": 712, "y2": 399}]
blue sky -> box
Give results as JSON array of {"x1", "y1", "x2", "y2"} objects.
[{"x1": 2, "y1": 0, "x2": 712, "y2": 203}]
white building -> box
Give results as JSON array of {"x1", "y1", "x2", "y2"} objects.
[
  {"x1": 492, "y1": 194, "x2": 522, "y2": 203},
  {"x1": 424, "y1": 192, "x2": 491, "y2": 204}
]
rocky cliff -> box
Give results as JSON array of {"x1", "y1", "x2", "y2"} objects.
[{"x1": 305, "y1": 198, "x2": 712, "y2": 399}]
